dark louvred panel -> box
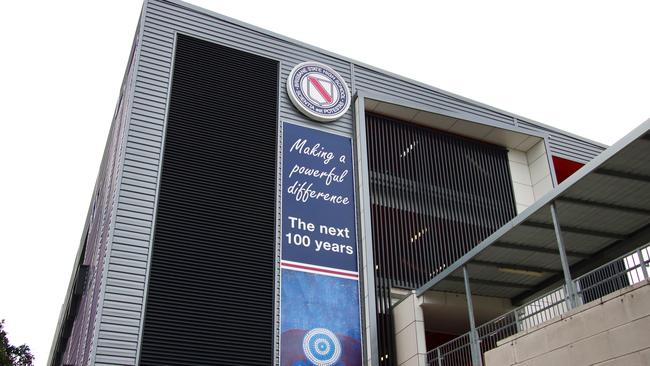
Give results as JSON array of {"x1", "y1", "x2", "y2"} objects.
[
  {"x1": 139, "y1": 34, "x2": 278, "y2": 366},
  {"x1": 365, "y1": 113, "x2": 517, "y2": 365}
]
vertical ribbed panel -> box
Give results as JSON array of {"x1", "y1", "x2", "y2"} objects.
[
  {"x1": 365, "y1": 113, "x2": 517, "y2": 365},
  {"x1": 138, "y1": 34, "x2": 278, "y2": 365}
]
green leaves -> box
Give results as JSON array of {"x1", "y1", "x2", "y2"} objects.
[{"x1": 0, "y1": 320, "x2": 33, "y2": 366}]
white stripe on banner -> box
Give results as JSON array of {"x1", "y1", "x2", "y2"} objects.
[{"x1": 281, "y1": 260, "x2": 359, "y2": 280}]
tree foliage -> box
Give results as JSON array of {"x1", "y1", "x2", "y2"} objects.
[{"x1": 0, "y1": 320, "x2": 34, "y2": 366}]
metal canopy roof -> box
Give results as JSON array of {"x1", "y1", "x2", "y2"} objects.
[{"x1": 416, "y1": 119, "x2": 650, "y2": 303}]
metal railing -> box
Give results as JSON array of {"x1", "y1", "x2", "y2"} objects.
[{"x1": 426, "y1": 244, "x2": 650, "y2": 366}]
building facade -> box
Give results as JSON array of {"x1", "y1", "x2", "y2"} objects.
[{"x1": 48, "y1": 1, "x2": 609, "y2": 365}]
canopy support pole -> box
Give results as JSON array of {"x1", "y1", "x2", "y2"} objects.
[
  {"x1": 463, "y1": 266, "x2": 483, "y2": 366},
  {"x1": 550, "y1": 203, "x2": 577, "y2": 309}
]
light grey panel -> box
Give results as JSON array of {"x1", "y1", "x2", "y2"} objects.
[
  {"x1": 108, "y1": 249, "x2": 148, "y2": 263},
  {"x1": 97, "y1": 338, "x2": 138, "y2": 349},
  {"x1": 95, "y1": 355, "x2": 136, "y2": 366},
  {"x1": 106, "y1": 277, "x2": 146, "y2": 290},
  {"x1": 112, "y1": 234, "x2": 151, "y2": 248},
  {"x1": 120, "y1": 178, "x2": 157, "y2": 192},
  {"x1": 96, "y1": 347, "x2": 136, "y2": 359},
  {"x1": 113, "y1": 207, "x2": 153, "y2": 221},
  {"x1": 121, "y1": 167, "x2": 157, "y2": 180},
  {"x1": 92, "y1": 1, "x2": 171, "y2": 364},
  {"x1": 102, "y1": 300, "x2": 142, "y2": 315}
]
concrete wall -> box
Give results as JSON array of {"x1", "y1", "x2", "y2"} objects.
[
  {"x1": 393, "y1": 293, "x2": 428, "y2": 366},
  {"x1": 393, "y1": 291, "x2": 514, "y2": 366},
  {"x1": 485, "y1": 279, "x2": 650, "y2": 366},
  {"x1": 508, "y1": 140, "x2": 554, "y2": 214},
  {"x1": 421, "y1": 291, "x2": 513, "y2": 336}
]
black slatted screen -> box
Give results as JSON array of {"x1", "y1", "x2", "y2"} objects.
[
  {"x1": 365, "y1": 113, "x2": 517, "y2": 365},
  {"x1": 139, "y1": 34, "x2": 278, "y2": 365}
]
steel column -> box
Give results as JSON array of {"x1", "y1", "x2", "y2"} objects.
[
  {"x1": 463, "y1": 266, "x2": 483, "y2": 366},
  {"x1": 550, "y1": 203, "x2": 577, "y2": 309},
  {"x1": 353, "y1": 94, "x2": 380, "y2": 366}
]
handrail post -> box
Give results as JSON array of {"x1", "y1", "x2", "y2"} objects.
[
  {"x1": 463, "y1": 266, "x2": 483, "y2": 366},
  {"x1": 436, "y1": 348, "x2": 442, "y2": 366},
  {"x1": 514, "y1": 308, "x2": 522, "y2": 332},
  {"x1": 637, "y1": 248, "x2": 648, "y2": 280},
  {"x1": 550, "y1": 203, "x2": 577, "y2": 309}
]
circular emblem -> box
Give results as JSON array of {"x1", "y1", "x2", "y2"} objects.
[
  {"x1": 302, "y1": 328, "x2": 342, "y2": 366},
  {"x1": 287, "y1": 61, "x2": 351, "y2": 122}
]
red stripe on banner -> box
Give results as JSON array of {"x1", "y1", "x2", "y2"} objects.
[
  {"x1": 281, "y1": 261, "x2": 358, "y2": 279},
  {"x1": 308, "y1": 76, "x2": 333, "y2": 104}
]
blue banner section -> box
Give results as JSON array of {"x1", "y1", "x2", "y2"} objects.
[
  {"x1": 280, "y1": 270, "x2": 362, "y2": 366},
  {"x1": 280, "y1": 122, "x2": 362, "y2": 366},
  {"x1": 281, "y1": 122, "x2": 358, "y2": 272}
]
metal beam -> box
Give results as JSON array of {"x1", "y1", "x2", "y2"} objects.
[
  {"x1": 595, "y1": 168, "x2": 650, "y2": 183},
  {"x1": 550, "y1": 203, "x2": 577, "y2": 309},
  {"x1": 470, "y1": 260, "x2": 560, "y2": 275},
  {"x1": 557, "y1": 197, "x2": 650, "y2": 216},
  {"x1": 447, "y1": 276, "x2": 531, "y2": 290},
  {"x1": 353, "y1": 93, "x2": 379, "y2": 366},
  {"x1": 417, "y1": 120, "x2": 650, "y2": 299},
  {"x1": 523, "y1": 221, "x2": 627, "y2": 240},
  {"x1": 493, "y1": 242, "x2": 589, "y2": 258},
  {"x1": 463, "y1": 266, "x2": 483, "y2": 366},
  {"x1": 512, "y1": 223, "x2": 650, "y2": 305}
]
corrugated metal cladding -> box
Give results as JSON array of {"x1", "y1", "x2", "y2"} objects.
[
  {"x1": 137, "y1": 34, "x2": 278, "y2": 365},
  {"x1": 53, "y1": 25, "x2": 139, "y2": 366},
  {"x1": 58, "y1": 90, "x2": 128, "y2": 366},
  {"x1": 365, "y1": 113, "x2": 517, "y2": 365}
]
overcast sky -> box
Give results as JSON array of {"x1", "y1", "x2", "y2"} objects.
[{"x1": 0, "y1": 1, "x2": 648, "y2": 364}]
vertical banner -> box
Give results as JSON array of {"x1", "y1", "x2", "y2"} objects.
[{"x1": 280, "y1": 122, "x2": 362, "y2": 366}]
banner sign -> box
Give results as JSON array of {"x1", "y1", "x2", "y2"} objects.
[{"x1": 280, "y1": 122, "x2": 362, "y2": 366}]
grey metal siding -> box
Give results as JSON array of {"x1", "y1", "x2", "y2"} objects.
[
  {"x1": 49, "y1": 13, "x2": 143, "y2": 366},
  {"x1": 91, "y1": 7, "x2": 153, "y2": 366}
]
